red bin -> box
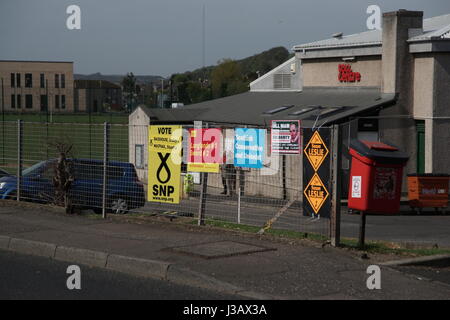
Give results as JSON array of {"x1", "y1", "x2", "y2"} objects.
[{"x1": 348, "y1": 140, "x2": 409, "y2": 214}]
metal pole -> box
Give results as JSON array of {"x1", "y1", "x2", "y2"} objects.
[
  {"x1": 330, "y1": 124, "x2": 342, "y2": 247},
  {"x1": 160, "y1": 79, "x2": 164, "y2": 108},
  {"x1": 237, "y1": 187, "x2": 241, "y2": 224},
  {"x1": 196, "y1": 121, "x2": 207, "y2": 226},
  {"x1": 1, "y1": 78, "x2": 5, "y2": 166},
  {"x1": 46, "y1": 80, "x2": 49, "y2": 159},
  {"x1": 198, "y1": 172, "x2": 208, "y2": 226},
  {"x1": 102, "y1": 122, "x2": 109, "y2": 219},
  {"x1": 17, "y1": 120, "x2": 23, "y2": 202},
  {"x1": 282, "y1": 155, "x2": 287, "y2": 200},
  {"x1": 358, "y1": 211, "x2": 367, "y2": 249}
]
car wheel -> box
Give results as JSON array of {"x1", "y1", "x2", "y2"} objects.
[
  {"x1": 93, "y1": 207, "x2": 103, "y2": 215},
  {"x1": 110, "y1": 197, "x2": 129, "y2": 214},
  {"x1": 6, "y1": 192, "x2": 17, "y2": 201}
]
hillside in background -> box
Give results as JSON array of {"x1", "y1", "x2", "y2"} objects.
[
  {"x1": 75, "y1": 47, "x2": 293, "y2": 108},
  {"x1": 177, "y1": 46, "x2": 292, "y2": 82},
  {"x1": 74, "y1": 72, "x2": 163, "y2": 84},
  {"x1": 169, "y1": 46, "x2": 292, "y2": 105}
]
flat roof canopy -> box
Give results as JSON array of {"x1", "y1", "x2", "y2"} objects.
[{"x1": 142, "y1": 88, "x2": 396, "y2": 127}]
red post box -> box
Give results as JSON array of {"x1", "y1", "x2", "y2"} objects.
[{"x1": 348, "y1": 140, "x2": 409, "y2": 214}]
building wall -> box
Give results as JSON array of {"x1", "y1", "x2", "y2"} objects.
[
  {"x1": 128, "y1": 107, "x2": 149, "y2": 183},
  {"x1": 250, "y1": 57, "x2": 302, "y2": 92},
  {"x1": 413, "y1": 55, "x2": 434, "y2": 118},
  {"x1": 75, "y1": 87, "x2": 122, "y2": 112},
  {"x1": 74, "y1": 88, "x2": 87, "y2": 112},
  {"x1": 0, "y1": 61, "x2": 74, "y2": 112},
  {"x1": 411, "y1": 53, "x2": 450, "y2": 174},
  {"x1": 302, "y1": 56, "x2": 382, "y2": 88},
  {"x1": 428, "y1": 53, "x2": 450, "y2": 173}
]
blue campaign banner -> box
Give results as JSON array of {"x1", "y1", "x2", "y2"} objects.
[{"x1": 234, "y1": 128, "x2": 265, "y2": 168}]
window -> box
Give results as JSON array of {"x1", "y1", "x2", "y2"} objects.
[
  {"x1": 357, "y1": 118, "x2": 379, "y2": 142},
  {"x1": 16, "y1": 73, "x2": 21, "y2": 88},
  {"x1": 61, "y1": 95, "x2": 66, "y2": 109},
  {"x1": 74, "y1": 162, "x2": 103, "y2": 180},
  {"x1": 61, "y1": 74, "x2": 65, "y2": 88},
  {"x1": 135, "y1": 145, "x2": 144, "y2": 169},
  {"x1": 40, "y1": 74, "x2": 45, "y2": 88},
  {"x1": 55, "y1": 95, "x2": 60, "y2": 109},
  {"x1": 55, "y1": 74, "x2": 59, "y2": 88},
  {"x1": 41, "y1": 164, "x2": 55, "y2": 180},
  {"x1": 25, "y1": 95, "x2": 33, "y2": 109},
  {"x1": 17, "y1": 94, "x2": 21, "y2": 109},
  {"x1": 10, "y1": 73, "x2": 15, "y2": 88},
  {"x1": 11, "y1": 95, "x2": 15, "y2": 109},
  {"x1": 40, "y1": 95, "x2": 48, "y2": 111},
  {"x1": 262, "y1": 105, "x2": 294, "y2": 115},
  {"x1": 107, "y1": 165, "x2": 125, "y2": 179},
  {"x1": 25, "y1": 73, "x2": 32, "y2": 88}
]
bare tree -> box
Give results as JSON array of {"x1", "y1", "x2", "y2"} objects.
[{"x1": 48, "y1": 140, "x2": 75, "y2": 214}]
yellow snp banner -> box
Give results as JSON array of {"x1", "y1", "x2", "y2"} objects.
[
  {"x1": 148, "y1": 125, "x2": 182, "y2": 204},
  {"x1": 187, "y1": 163, "x2": 220, "y2": 173}
]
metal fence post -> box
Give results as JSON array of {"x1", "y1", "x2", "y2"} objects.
[
  {"x1": 17, "y1": 120, "x2": 23, "y2": 202},
  {"x1": 1, "y1": 78, "x2": 5, "y2": 166},
  {"x1": 102, "y1": 122, "x2": 110, "y2": 219},
  {"x1": 197, "y1": 172, "x2": 208, "y2": 226},
  {"x1": 330, "y1": 124, "x2": 342, "y2": 247}
]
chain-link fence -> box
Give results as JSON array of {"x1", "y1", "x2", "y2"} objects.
[{"x1": 0, "y1": 121, "x2": 341, "y2": 239}]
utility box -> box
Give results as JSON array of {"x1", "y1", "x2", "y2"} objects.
[
  {"x1": 348, "y1": 140, "x2": 409, "y2": 214},
  {"x1": 407, "y1": 174, "x2": 449, "y2": 209}
]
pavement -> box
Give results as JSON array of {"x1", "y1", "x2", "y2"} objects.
[
  {"x1": 141, "y1": 195, "x2": 450, "y2": 248},
  {"x1": 0, "y1": 201, "x2": 450, "y2": 300}
]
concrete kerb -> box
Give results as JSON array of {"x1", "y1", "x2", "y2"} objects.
[
  {"x1": 105, "y1": 254, "x2": 170, "y2": 280},
  {"x1": 9, "y1": 238, "x2": 57, "y2": 258},
  {"x1": 0, "y1": 235, "x2": 265, "y2": 299},
  {"x1": 381, "y1": 254, "x2": 450, "y2": 267},
  {"x1": 55, "y1": 246, "x2": 109, "y2": 268}
]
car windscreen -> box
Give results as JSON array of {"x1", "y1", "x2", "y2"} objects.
[{"x1": 22, "y1": 161, "x2": 48, "y2": 177}]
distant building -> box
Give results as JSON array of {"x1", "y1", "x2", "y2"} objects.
[
  {"x1": 74, "y1": 80, "x2": 122, "y2": 112},
  {"x1": 0, "y1": 60, "x2": 74, "y2": 112},
  {"x1": 129, "y1": 9, "x2": 450, "y2": 197}
]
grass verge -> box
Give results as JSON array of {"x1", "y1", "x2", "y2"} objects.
[{"x1": 191, "y1": 218, "x2": 450, "y2": 257}]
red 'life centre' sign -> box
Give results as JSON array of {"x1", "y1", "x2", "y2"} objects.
[{"x1": 338, "y1": 64, "x2": 361, "y2": 83}]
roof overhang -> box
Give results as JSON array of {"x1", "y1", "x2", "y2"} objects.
[
  {"x1": 141, "y1": 88, "x2": 396, "y2": 128},
  {"x1": 409, "y1": 39, "x2": 450, "y2": 53},
  {"x1": 296, "y1": 44, "x2": 381, "y2": 60}
]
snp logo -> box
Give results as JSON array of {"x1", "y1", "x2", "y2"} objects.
[
  {"x1": 66, "y1": 265, "x2": 81, "y2": 290},
  {"x1": 66, "y1": 5, "x2": 81, "y2": 30}
]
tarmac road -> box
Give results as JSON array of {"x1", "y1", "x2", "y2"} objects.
[{"x1": 0, "y1": 250, "x2": 242, "y2": 300}]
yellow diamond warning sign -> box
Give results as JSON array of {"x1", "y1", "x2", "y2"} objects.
[
  {"x1": 304, "y1": 131, "x2": 329, "y2": 171},
  {"x1": 304, "y1": 173, "x2": 329, "y2": 214}
]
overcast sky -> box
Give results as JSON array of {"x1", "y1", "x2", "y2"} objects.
[{"x1": 1, "y1": 0, "x2": 450, "y2": 77}]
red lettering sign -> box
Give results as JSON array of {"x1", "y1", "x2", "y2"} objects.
[
  {"x1": 338, "y1": 64, "x2": 361, "y2": 83},
  {"x1": 188, "y1": 128, "x2": 223, "y2": 164}
]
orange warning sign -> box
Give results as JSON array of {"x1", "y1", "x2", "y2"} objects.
[
  {"x1": 304, "y1": 173, "x2": 330, "y2": 214},
  {"x1": 304, "y1": 131, "x2": 329, "y2": 171}
]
